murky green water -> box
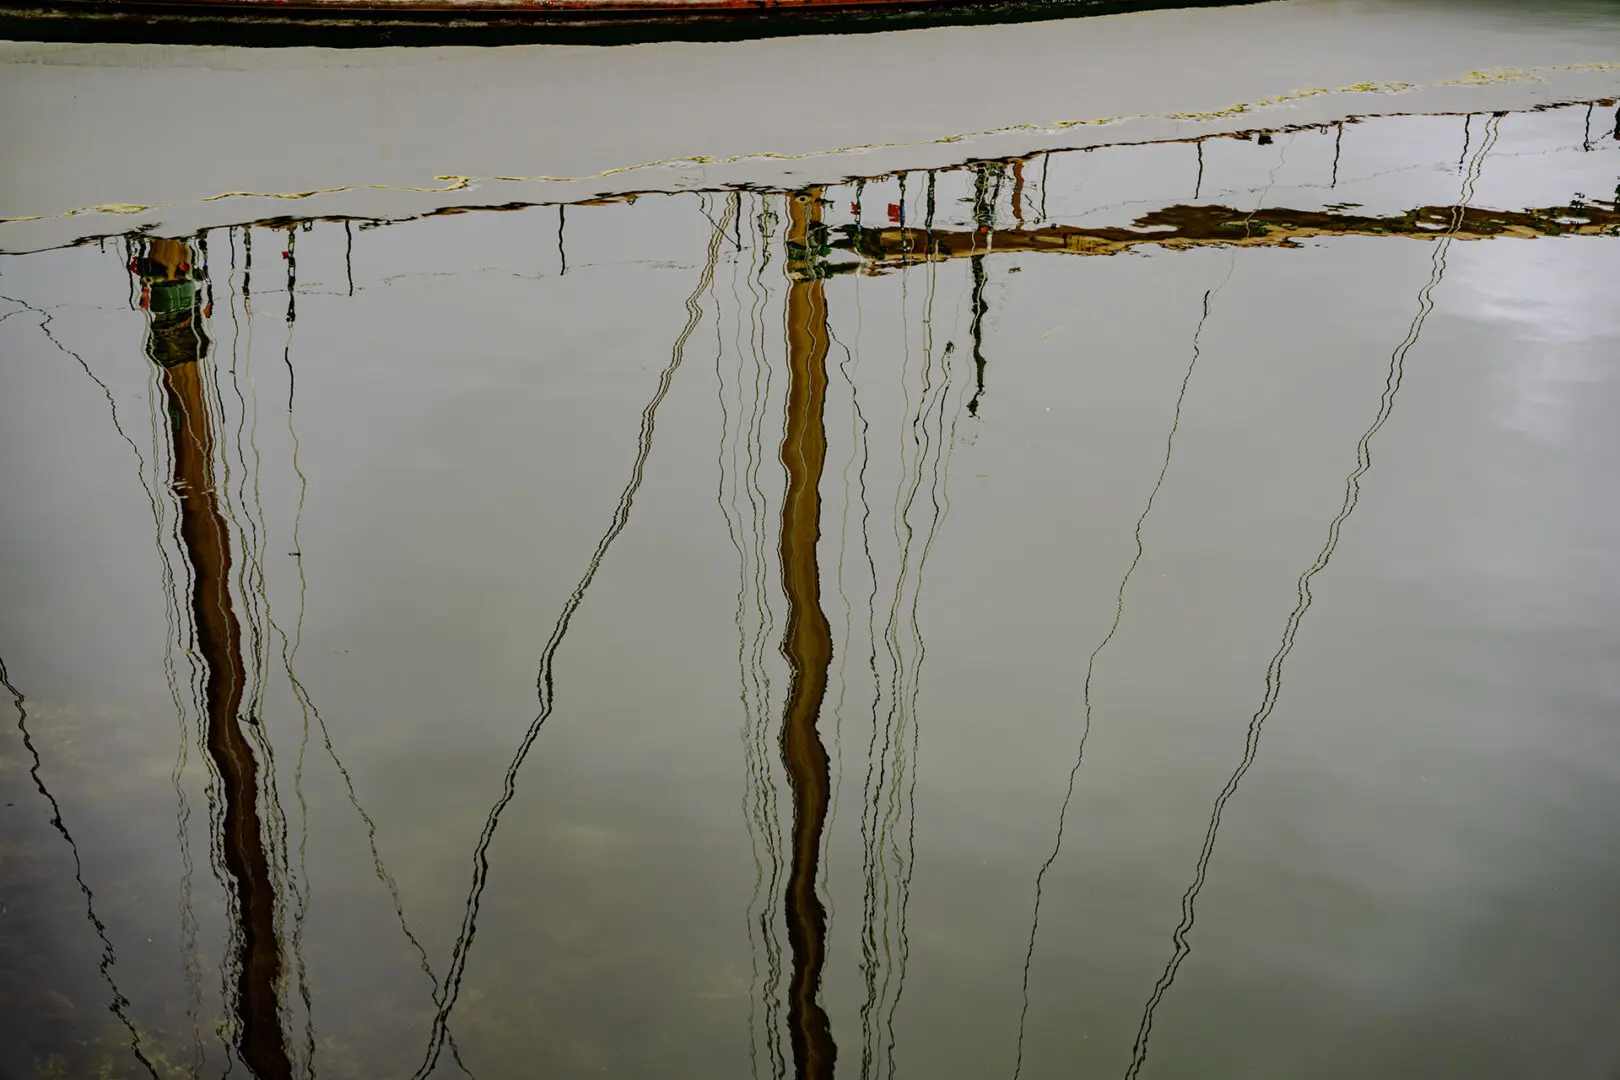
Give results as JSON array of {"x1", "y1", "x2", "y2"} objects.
[{"x1": 4, "y1": 26, "x2": 1620, "y2": 1080}]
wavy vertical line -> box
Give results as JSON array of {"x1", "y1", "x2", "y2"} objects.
[
  {"x1": 166, "y1": 267, "x2": 207, "y2": 1075},
  {"x1": 745, "y1": 194, "x2": 789, "y2": 1080},
  {"x1": 206, "y1": 241, "x2": 299, "y2": 1052},
  {"x1": 826, "y1": 286, "x2": 872, "y2": 917},
  {"x1": 883, "y1": 255, "x2": 967, "y2": 1080},
  {"x1": 1, "y1": 659, "x2": 160, "y2": 1080},
  {"x1": 194, "y1": 239, "x2": 300, "y2": 1076},
  {"x1": 0, "y1": 301, "x2": 166, "y2": 1080},
  {"x1": 1121, "y1": 114, "x2": 1500, "y2": 1080},
  {"x1": 877, "y1": 258, "x2": 942, "y2": 1076},
  {"x1": 859, "y1": 211, "x2": 917, "y2": 1077},
  {"x1": 1009, "y1": 134, "x2": 1293, "y2": 1080},
  {"x1": 411, "y1": 198, "x2": 733, "y2": 1080},
  {"x1": 719, "y1": 192, "x2": 771, "y2": 1080},
  {"x1": 1009, "y1": 286, "x2": 1215, "y2": 1080}
]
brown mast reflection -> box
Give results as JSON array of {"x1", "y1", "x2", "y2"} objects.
[
  {"x1": 131, "y1": 237, "x2": 293, "y2": 1080},
  {"x1": 778, "y1": 189, "x2": 838, "y2": 1080}
]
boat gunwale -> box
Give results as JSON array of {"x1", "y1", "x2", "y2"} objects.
[{"x1": 0, "y1": 0, "x2": 1265, "y2": 47}]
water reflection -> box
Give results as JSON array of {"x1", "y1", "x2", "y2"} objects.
[
  {"x1": 133, "y1": 234, "x2": 293, "y2": 1079},
  {"x1": 2, "y1": 99, "x2": 1619, "y2": 1079},
  {"x1": 1124, "y1": 112, "x2": 1502, "y2": 1080}
]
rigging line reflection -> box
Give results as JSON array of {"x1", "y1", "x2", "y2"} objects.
[
  {"x1": 1040, "y1": 154, "x2": 1053, "y2": 225},
  {"x1": 217, "y1": 228, "x2": 305, "y2": 1073},
  {"x1": 859, "y1": 181, "x2": 919, "y2": 1078},
  {"x1": 967, "y1": 254, "x2": 990, "y2": 419},
  {"x1": 270, "y1": 630, "x2": 480, "y2": 1078},
  {"x1": 0, "y1": 658, "x2": 165, "y2": 1080},
  {"x1": 139, "y1": 231, "x2": 232, "y2": 1067},
  {"x1": 1121, "y1": 113, "x2": 1502, "y2": 1080},
  {"x1": 238, "y1": 226, "x2": 473, "y2": 1068},
  {"x1": 779, "y1": 187, "x2": 838, "y2": 1080},
  {"x1": 720, "y1": 191, "x2": 776, "y2": 1080},
  {"x1": 857, "y1": 236, "x2": 960, "y2": 1080},
  {"x1": 885, "y1": 253, "x2": 969, "y2": 1080},
  {"x1": 825, "y1": 250, "x2": 878, "y2": 919},
  {"x1": 283, "y1": 230, "x2": 297, "y2": 411},
  {"x1": 1011, "y1": 138, "x2": 1290, "y2": 1079},
  {"x1": 259, "y1": 231, "x2": 322, "y2": 1076},
  {"x1": 1008, "y1": 285, "x2": 1216, "y2": 1080},
  {"x1": 557, "y1": 205, "x2": 567, "y2": 276},
  {"x1": 411, "y1": 198, "x2": 734, "y2": 1079},
  {"x1": 134, "y1": 235, "x2": 295, "y2": 1080},
  {"x1": 725, "y1": 191, "x2": 792, "y2": 1080},
  {"x1": 840, "y1": 243, "x2": 884, "y2": 1080},
  {"x1": 213, "y1": 233, "x2": 302, "y2": 1054},
  {"x1": 878, "y1": 260, "x2": 945, "y2": 1077},
  {"x1": 93, "y1": 242, "x2": 218, "y2": 1070},
  {"x1": 857, "y1": 225, "x2": 911, "y2": 1080},
  {"x1": 745, "y1": 193, "x2": 791, "y2": 1080},
  {"x1": 168, "y1": 253, "x2": 209, "y2": 1072},
  {"x1": 824, "y1": 322, "x2": 859, "y2": 906},
  {"x1": 969, "y1": 163, "x2": 1004, "y2": 418},
  {"x1": 0, "y1": 305, "x2": 167, "y2": 1080}
]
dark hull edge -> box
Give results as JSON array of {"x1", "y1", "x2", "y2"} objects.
[{"x1": 0, "y1": 0, "x2": 1264, "y2": 47}]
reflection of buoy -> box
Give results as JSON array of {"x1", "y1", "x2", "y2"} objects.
[{"x1": 139, "y1": 284, "x2": 151, "y2": 310}]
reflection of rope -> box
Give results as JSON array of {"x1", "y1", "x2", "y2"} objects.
[
  {"x1": 1010, "y1": 284, "x2": 1216, "y2": 1080},
  {"x1": 205, "y1": 236, "x2": 306, "y2": 1069},
  {"x1": 746, "y1": 194, "x2": 789, "y2": 1080},
  {"x1": 719, "y1": 192, "x2": 789, "y2": 1080},
  {"x1": 852, "y1": 234, "x2": 965, "y2": 1079},
  {"x1": 1122, "y1": 113, "x2": 1500, "y2": 1080},
  {"x1": 241, "y1": 226, "x2": 475, "y2": 1070},
  {"x1": 411, "y1": 200, "x2": 733, "y2": 1079},
  {"x1": 1, "y1": 656, "x2": 163, "y2": 1080},
  {"x1": 1010, "y1": 132, "x2": 1291, "y2": 1079},
  {"x1": 1, "y1": 295, "x2": 171, "y2": 1078},
  {"x1": 885, "y1": 253, "x2": 972, "y2": 1080}
]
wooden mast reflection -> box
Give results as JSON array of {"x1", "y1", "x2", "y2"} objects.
[
  {"x1": 779, "y1": 190, "x2": 837, "y2": 1080},
  {"x1": 133, "y1": 237, "x2": 292, "y2": 1080}
]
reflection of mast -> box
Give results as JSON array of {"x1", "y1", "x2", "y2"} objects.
[
  {"x1": 133, "y1": 237, "x2": 292, "y2": 1080},
  {"x1": 779, "y1": 190, "x2": 837, "y2": 1080},
  {"x1": 967, "y1": 164, "x2": 998, "y2": 417}
]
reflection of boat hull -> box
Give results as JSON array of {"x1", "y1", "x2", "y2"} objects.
[{"x1": 0, "y1": 0, "x2": 1255, "y2": 47}]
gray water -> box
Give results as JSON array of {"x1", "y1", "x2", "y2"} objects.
[{"x1": 3, "y1": 45, "x2": 1620, "y2": 1080}]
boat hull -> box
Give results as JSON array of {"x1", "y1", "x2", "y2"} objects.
[{"x1": 0, "y1": 0, "x2": 1258, "y2": 47}]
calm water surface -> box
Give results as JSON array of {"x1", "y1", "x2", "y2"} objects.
[{"x1": 3, "y1": 78, "x2": 1620, "y2": 1080}]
